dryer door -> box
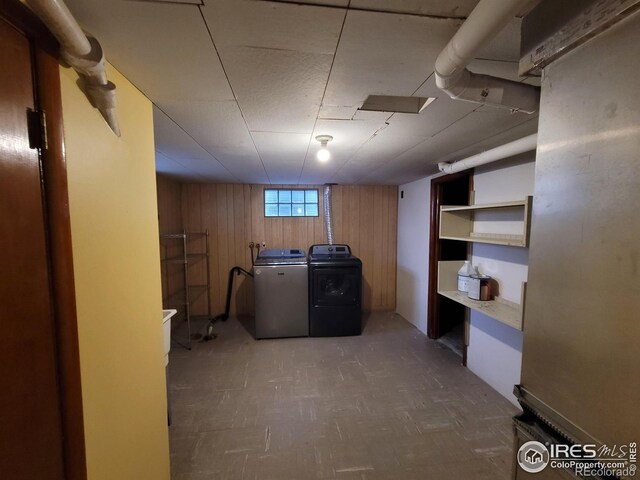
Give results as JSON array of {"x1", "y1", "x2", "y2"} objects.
[{"x1": 311, "y1": 266, "x2": 360, "y2": 307}]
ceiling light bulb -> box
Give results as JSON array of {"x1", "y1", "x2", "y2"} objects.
[
  {"x1": 317, "y1": 148, "x2": 330, "y2": 162},
  {"x1": 315, "y1": 134, "x2": 333, "y2": 163}
]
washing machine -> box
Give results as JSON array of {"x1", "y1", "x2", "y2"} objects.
[{"x1": 253, "y1": 248, "x2": 308, "y2": 339}]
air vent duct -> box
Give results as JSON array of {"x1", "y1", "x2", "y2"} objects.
[
  {"x1": 434, "y1": 0, "x2": 541, "y2": 114},
  {"x1": 359, "y1": 95, "x2": 436, "y2": 114}
]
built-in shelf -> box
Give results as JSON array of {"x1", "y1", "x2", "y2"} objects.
[
  {"x1": 440, "y1": 196, "x2": 533, "y2": 247},
  {"x1": 437, "y1": 260, "x2": 525, "y2": 331}
]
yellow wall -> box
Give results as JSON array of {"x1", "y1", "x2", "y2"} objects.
[{"x1": 60, "y1": 64, "x2": 170, "y2": 479}]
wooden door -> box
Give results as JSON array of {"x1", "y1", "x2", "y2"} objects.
[{"x1": 0, "y1": 17, "x2": 65, "y2": 479}]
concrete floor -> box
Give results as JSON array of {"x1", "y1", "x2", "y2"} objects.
[{"x1": 168, "y1": 312, "x2": 518, "y2": 480}]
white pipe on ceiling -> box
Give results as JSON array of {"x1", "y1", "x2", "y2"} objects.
[
  {"x1": 434, "y1": 0, "x2": 540, "y2": 114},
  {"x1": 437, "y1": 133, "x2": 538, "y2": 174},
  {"x1": 26, "y1": 0, "x2": 121, "y2": 136}
]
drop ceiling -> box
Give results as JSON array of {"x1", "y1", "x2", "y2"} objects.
[{"x1": 64, "y1": 0, "x2": 539, "y2": 185}]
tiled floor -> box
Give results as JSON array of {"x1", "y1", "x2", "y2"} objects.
[{"x1": 168, "y1": 312, "x2": 518, "y2": 480}]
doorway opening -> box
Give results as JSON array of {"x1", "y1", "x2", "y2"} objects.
[{"x1": 427, "y1": 171, "x2": 472, "y2": 362}]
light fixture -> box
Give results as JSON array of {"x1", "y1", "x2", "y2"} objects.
[{"x1": 315, "y1": 135, "x2": 333, "y2": 162}]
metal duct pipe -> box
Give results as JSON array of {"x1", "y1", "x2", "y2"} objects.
[
  {"x1": 438, "y1": 133, "x2": 537, "y2": 174},
  {"x1": 323, "y1": 185, "x2": 334, "y2": 245},
  {"x1": 26, "y1": 0, "x2": 121, "y2": 136},
  {"x1": 434, "y1": 0, "x2": 540, "y2": 114}
]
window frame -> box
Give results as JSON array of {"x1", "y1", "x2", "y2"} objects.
[{"x1": 264, "y1": 188, "x2": 320, "y2": 218}]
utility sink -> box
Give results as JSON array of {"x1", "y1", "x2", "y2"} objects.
[{"x1": 162, "y1": 309, "x2": 177, "y2": 366}]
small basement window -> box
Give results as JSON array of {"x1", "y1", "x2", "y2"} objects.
[{"x1": 264, "y1": 189, "x2": 319, "y2": 217}]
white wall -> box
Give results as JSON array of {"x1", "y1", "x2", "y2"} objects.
[
  {"x1": 396, "y1": 154, "x2": 535, "y2": 406},
  {"x1": 467, "y1": 153, "x2": 535, "y2": 406},
  {"x1": 396, "y1": 175, "x2": 435, "y2": 334}
]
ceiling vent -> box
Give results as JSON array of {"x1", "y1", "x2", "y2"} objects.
[{"x1": 359, "y1": 95, "x2": 436, "y2": 114}]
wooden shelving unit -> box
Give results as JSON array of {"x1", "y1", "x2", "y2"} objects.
[
  {"x1": 439, "y1": 196, "x2": 533, "y2": 247},
  {"x1": 437, "y1": 261, "x2": 526, "y2": 331}
]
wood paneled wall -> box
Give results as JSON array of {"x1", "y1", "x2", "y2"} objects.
[
  {"x1": 156, "y1": 175, "x2": 185, "y2": 318},
  {"x1": 156, "y1": 175, "x2": 183, "y2": 234},
  {"x1": 157, "y1": 182, "x2": 398, "y2": 315}
]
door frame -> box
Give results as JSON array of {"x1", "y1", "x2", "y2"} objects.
[
  {"x1": 1, "y1": 2, "x2": 87, "y2": 479},
  {"x1": 427, "y1": 170, "x2": 473, "y2": 355}
]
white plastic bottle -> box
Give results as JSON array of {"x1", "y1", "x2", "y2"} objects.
[{"x1": 457, "y1": 261, "x2": 474, "y2": 292}]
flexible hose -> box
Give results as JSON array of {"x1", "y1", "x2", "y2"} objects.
[
  {"x1": 323, "y1": 185, "x2": 334, "y2": 245},
  {"x1": 203, "y1": 266, "x2": 254, "y2": 341}
]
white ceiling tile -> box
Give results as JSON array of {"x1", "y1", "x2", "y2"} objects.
[
  {"x1": 138, "y1": 0, "x2": 202, "y2": 4},
  {"x1": 267, "y1": 0, "x2": 351, "y2": 7},
  {"x1": 351, "y1": 0, "x2": 478, "y2": 17},
  {"x1": 475, "y1": 17, "x2": 522, "y2": 62},
  {"x1": 217, "y1": 46, "x2": 333, "y2": 133},
  {"x1": 157, "y1": 100, "x2": 269, "y2": 183},
  {"x1": 358, "y1": 112, "x2": 538, "y2": 184},
  {"x1": 155, "y1": 151, "x2": 204, "y2": 180},
  {"x1": 201, "y1": 0, "x2": 345, "y2": 54},
  {"x1": 318, "y1": 105, "x2": 359, "y2": 119},
  {"x1": 265, "y1": 0, "x2": 479, "y2": 17},
  {"x1": 433, "y1": 112, "x2": 539, "y2": 165},
  {"x1": 65, "y1": 0, "x2": 233, "y2": 102},
  {"x1": 153, "y1": 107, "x2": 239, "y2": 181},
  {"x1": 298, "y1": 110, "x2": 389, "y2": 183},
  {"x1": 323, "y1": 10, "x2": 460, "y2": 108},
  {"x1": 329, "y1": 97, "x2": 476, "y2": 183},
  {"x1": 252, "y1": 132, "x2": 311, "y2": 183},
  {"x1": 69, "y1": 0, "x2": 537, "y2": 184}
]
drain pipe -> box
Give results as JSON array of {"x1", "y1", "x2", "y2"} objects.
[
  {"x1": 438, "y1": 133, "x2": 537, "y2": 174},
  {"x1": 323, "y1": 184, "x2": 334, "y2": 245},
  {"x1": 434, "y1": 0, "x2": 540, "y2": 114},
  {"x1": 26, "y1": 0, "x2": 121, "y2": 136}
]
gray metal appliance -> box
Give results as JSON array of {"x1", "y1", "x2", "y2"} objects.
[
  {"x1": 253, "y1": 248, "x2": 308, "y2": 339},
  {"x1": 510, "y1": 6, "x2": 640, "y2": 479}
]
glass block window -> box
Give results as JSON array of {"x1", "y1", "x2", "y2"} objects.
[{"x1": 264, "y1": 189, "x2": 319, "y2": 217}]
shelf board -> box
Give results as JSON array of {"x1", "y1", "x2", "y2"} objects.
[
  {"x1": 437, "y1": 260, "x2": 525, "y2": 330},
  {"x1": 441, "y1": 199, "x2": 528, "y2": 212},
  {"x1": 440, "y1": 233, "x2": 526, "y2": 247},
  {"x1": 438, "y1": 290, "x2": 522, "y2": 330},
  {"x1": 439, "y1": 196, "x2": 532, "y2": 248}
]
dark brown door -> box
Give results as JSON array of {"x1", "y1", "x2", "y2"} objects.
[{"x1": 0, "y1": 18, "x2": 65, "y2": 480}]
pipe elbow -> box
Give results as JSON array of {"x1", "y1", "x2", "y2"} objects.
[
  {"x1": 436, "y1": 69, "x2": 540, "y2": 114},
  {"x1": 437, "y1": 162, "x2": 451, "y2": 173}
]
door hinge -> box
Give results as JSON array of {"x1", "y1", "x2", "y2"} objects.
[{"x1": 27, "y1": 108, "x2": 48, "y2": 150}]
